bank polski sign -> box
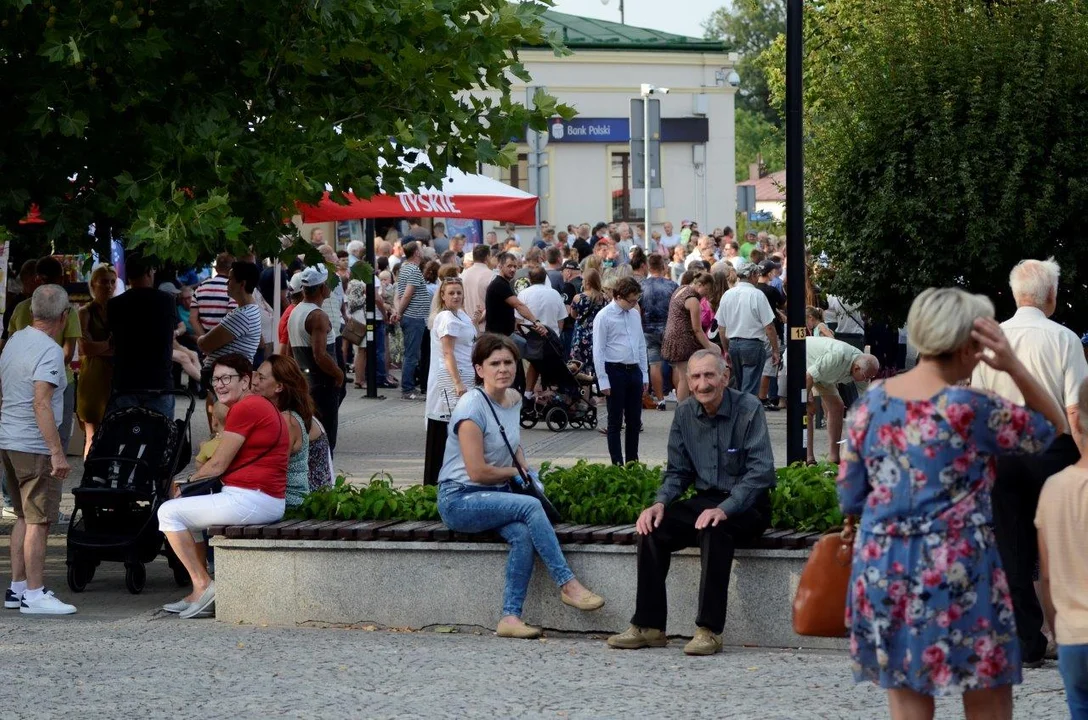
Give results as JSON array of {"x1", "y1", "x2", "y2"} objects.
[{"x1": 549, "y1": 117, "x2": 629, "y2": 143}]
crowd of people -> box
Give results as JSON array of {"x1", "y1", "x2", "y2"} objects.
[{"x1": 3, "y1": 218, "x2": 1088, "y2": 717}]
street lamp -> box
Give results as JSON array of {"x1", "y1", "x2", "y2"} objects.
[
  {"x1": 600, "y1": 0, "x2": 624, "y2": 25},
  {"x1": 640, "y1": 83, "x2": 668, "y2": 251}
]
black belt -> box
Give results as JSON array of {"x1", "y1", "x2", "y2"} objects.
[{"x1": 605, "y1": 362, "x2": 640, "y2": 371}]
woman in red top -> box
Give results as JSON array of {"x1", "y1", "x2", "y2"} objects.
[{"x1": 157, "y1": 353, "x2": 289, "y2": 619}]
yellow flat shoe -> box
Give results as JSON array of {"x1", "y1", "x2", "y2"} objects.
[
  {"x1": 496, "y1": 618, "x2": 542, "y2": 639},
  {"x1": 561, "y1": 589, "x2": 605, "y2": 611}
]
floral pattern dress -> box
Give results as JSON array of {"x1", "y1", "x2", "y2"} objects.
[
  {"x1": 568, "y1": 293, "x2": 608, "y2": 371},
  {"x1": 837, "y1": 384, "x2": 1055, "y2": 696}
]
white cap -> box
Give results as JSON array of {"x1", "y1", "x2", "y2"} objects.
[
  {"x1": 288, "y1": 273, "x2": 305, "y2": 293},
  {"x1": 298, "y1": 264, "x2": 329, "y2": 288}
]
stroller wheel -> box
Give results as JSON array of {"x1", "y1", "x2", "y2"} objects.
[
  {"x1": 67, "y1": 561, "x2": 95, "y2": 593},
  {"x1": 545, "y1": 406, "x2": 569, "y2": 432},
  {"x1": 125, "y1": 563, "x2": 147, "y2": 595},
  {"x1": 520, "y1": 410, "x2": 539, "y2": 429},
  {"x1": 588, "y1": 408, "x2": 598, "y2": 429}
]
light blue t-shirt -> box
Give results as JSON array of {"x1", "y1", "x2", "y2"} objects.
[
  {"x1": 438, "y1": 388, "x2": 522, "y2": 486},
  {"x1": 0, "y1": 326, "x2": 66, "y2": 455}
]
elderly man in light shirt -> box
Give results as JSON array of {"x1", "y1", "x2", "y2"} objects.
[
  {"x1": 804, "y1": 335, "x2": 880, "y2": 464},
  {"x1": 971, "y1": 258, "x2": 1088, "y2": 667},
  {"x1": 716, "y1": 261, "x2": 779, "y2": 396},
  {"x1": 461, "y1": 245, "x2": 494, "y2": 330}
]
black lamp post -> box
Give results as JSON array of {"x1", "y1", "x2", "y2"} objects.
[{"x1": 785, "y1": 0, "x2": 806, "y2": 464}]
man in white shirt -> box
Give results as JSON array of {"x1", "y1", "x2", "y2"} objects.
[
  {"x1": 517, "y1": 268, "x2": 566, "y2": 337},
  {"x1": 593, "y1": 277, "x2": 648, "y2": 466},
  {"x1": 971, "y1": 258, "x2": 1088, "y2": 667},
  {"x1": 659, "y1": 221, "x2": 682, "y2": 254},
  {"x1": 461, "y1": 245, "x2": 494, "y2": 330},
  {"x1": 715, "y1": 261, "x2": 778, "y2": 396},
  {"x1": 825, "y1": 295, "x2": 865, "y2": 349}
]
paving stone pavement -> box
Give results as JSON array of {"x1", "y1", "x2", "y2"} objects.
[{"x1": 0, "y1": 610, "x2": 1068, "y2": 719}]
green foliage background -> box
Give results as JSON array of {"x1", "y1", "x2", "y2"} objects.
[
  {"x1": 762, "y1": 0, "x2": 1088, "y2": 325},
  {"x1": 291, "y1": 461, "x2": 845, "y2": 533},
  {"x1": 0, "y1": 0, "x2": 571, "y2": 264}
]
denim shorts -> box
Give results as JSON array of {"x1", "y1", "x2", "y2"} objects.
[{"x1": 644, "y1": 330, "x2": 663, "y2": 364}]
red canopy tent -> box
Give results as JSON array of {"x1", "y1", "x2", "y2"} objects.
[{"x1": 297, "y1": 167, "x2": 537, "y2": 225}]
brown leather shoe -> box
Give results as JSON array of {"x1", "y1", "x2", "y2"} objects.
[
  {"x1": 496, "y1": 618, "x2": 542, "y2": 639},
  {"x1": 607, "y1": 625, "x2": 668, "y2": 649},
  {"x1": 683, "y1": 627, "x2": 723, "y2": 656}
]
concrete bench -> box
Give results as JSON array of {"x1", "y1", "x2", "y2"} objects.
[{"x1": 208, "y1": 520, "x2": 846, "y2": 650}]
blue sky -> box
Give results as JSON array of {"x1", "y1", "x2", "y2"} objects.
[{"x1": 547, "y1": 0, "x2": 726, "y2": 39}]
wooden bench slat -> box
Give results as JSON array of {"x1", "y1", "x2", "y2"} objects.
[
  {"x1": 224, "y1": 525, "x2": 249, "y2": 539},
  {"x1": 555, "y1": 524, "x2": 592, "y2": 543},
  {"x1": 299, "y1": 520, "x2": 341, "y2": 540},
  {"x1": 281, "y1": 520, "x2": 325, "y2": 539},
  {"x1": 357, "y1": 520, "x2": 401, "y2": 540},
  {"x1": 385, "y1": 521, "x2": 433, "y2": 541},
  {"x1": 259, "y1": 520, "x2": 306, "y2": 539},
  {"x1": 207, "y1": 525, "x2": 227, "y2": 537},
  {"x1": 337, "y1": 521, "x2": 381, "y2": 540},
  {"x1": 411, "y1": 521, "x2": 446, "y2": 541},
  {"x1": 611, "y1": 526, "x2": 639, "y2": 545},
  {"x1": 568, "y1": 524, "x2": 597, "y2": 543},
  {"x1": 800, "y1": 531, "x2": 824, "y2": 548},
  {"x1": 430, "y1": 523, "x2": 453, "y2": 541},
  {"x1": 590, "y1": 525, "x2": 631, "y2": 543},
  {"x1": 780, "y1": 531, "x2": 813, "y2": 549},
  {"x1": 318, "y1": 520, "x2": 357, "y2": 540}
]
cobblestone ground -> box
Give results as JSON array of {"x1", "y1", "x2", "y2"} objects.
[{"x1": 0, "y1": 614, "x2": 1067, "y2": 719}]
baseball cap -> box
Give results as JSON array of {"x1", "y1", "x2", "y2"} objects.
[
  {"x1": 681, "y1": 220, "x2": 691, "y2": 227},
  {"x1": 157, "y1": 282, "x2": 181, "y2": 296},
  {"x1": 298, "y1": 264, "x2": 329, "y2": 288},
  {"x1": 561, "y1": 260, "x2": 580, "y2": 271},
  {"x1": 760, "y1": 259, "x2": 782, "y2": 275},
  {"x1": 288, "y1": 273, "x2": 305, "y2": 294}
]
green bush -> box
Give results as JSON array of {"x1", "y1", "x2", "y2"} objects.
[
  {"x1": 769, "y1": 462, "x2": 844, "y2": 532},
  {"x1": 289, "y1": 461, "x2": 845, "y2": 533}
]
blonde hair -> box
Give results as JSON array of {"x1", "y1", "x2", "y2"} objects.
[
  {"x1": 1009, "y1": 258, "x2": 1060, "y2": 307},
  {"x1": 427, "y1": 276, "x2": 463, "y2": 329},
  {"x1": 907, "y1": 287, "x2": 994, "y2": 357},
  {"x1": 211, "y1": 402, "x2": 229, "y2": 434}
]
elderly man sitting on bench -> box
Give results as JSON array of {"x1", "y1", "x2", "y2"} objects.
[{"x1": 805, "y1": 336, "x2": 880, "y2": 464}]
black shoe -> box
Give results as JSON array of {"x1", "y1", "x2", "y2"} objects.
[
  {"x1": 1023, "y1": 656, "x2": 1046, "y2": 669},
  {"x1": 762, "y1": 399, "x2": 781, "y2": 412},
  {"x1": 4, "y1": 588, "x2": 22, "y2": 609}
]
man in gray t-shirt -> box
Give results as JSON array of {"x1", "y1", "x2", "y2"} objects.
[{"x1": 0, "y1": 284, "x2": 77, "y2": 615}]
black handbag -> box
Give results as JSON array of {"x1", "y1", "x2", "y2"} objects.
[
  {"x1": 175, "y1": 397, "x2": 285, "y2": 498},
  {"x1": 477, "y1": 388, "x2": 561, "y2": 523}
]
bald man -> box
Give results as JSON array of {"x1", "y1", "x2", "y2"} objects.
[{"x1": 805, "y1": 336, "x2": 879, "y2": 464}]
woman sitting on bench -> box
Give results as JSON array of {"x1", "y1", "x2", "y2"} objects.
[
  {"x1": 436, "y1": 333, "x2": 605, "y2": 639},
  {"x1": 157, "y1": 353, "x2": 289, "y2": 619}
]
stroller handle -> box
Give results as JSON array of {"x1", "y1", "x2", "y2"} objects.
[{"x1": 107, "y1": 388, "x2": 198, "y2": 423}]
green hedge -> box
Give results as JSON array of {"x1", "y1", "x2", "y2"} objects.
[{"x1": 289, "y1": 461, "x2": 845, "y2": 533}]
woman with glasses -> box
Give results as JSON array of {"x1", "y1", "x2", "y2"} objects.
[
  {"x1": 157, "y1": 353, "x2": 289, "y2": 619},
  {"x1": 424, "y1": 276, "x2": 476, "y2": 486}
]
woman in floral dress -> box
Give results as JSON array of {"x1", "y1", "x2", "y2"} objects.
[
  {"x1": 838, "y1": 288, "x2": 1063, "y2": 719},
  {"x1": 568, "y1": 268, "x2": 608, "y2": 374}
]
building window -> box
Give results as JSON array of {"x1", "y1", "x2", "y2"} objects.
[
  {"x1": 500, "y1": 153, "x2": 530, "y2": 192},
  {"x1": 610, "y1": 151, "x2": 644, "y2": 223}
]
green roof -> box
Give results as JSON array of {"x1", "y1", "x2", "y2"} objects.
[{"x1": 533, "y1": 10, "x2": 727, "y2": 53}]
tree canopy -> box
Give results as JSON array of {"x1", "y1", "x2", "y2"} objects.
[
  {"x1": 764, "y1": 0, "x2": 1088, "y2": 325},
  {"x1": 0, "y1": 0, "x2": 569, "y2": 264}
]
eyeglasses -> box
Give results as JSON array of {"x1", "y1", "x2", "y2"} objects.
[{"x1": 211, "y1": 373, "x2": 240, "y2": 386}]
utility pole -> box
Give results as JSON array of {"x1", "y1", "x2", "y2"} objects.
[{"x1": 785, "y1": 0, "x2": 806, "y2": 464}]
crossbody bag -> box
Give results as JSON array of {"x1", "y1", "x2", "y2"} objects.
[{"x1": 476, "y1": 388, "x2": 561, "y2": 523}]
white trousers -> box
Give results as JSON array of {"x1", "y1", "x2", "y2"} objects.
[{"x1": 158, "y1": 486, "x2": 285, "y2": 540}]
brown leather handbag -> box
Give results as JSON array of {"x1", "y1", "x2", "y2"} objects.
[{"x1": 792, "y1": 517, "x2": 856, "y2": 638}]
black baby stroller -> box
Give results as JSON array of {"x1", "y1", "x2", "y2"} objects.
[
  {"x1": 518, "y1": 324, "x2": 600, "y2": 432},
  {"x1": 66, "y1": 390, "x2": 196, "y2": 594}
]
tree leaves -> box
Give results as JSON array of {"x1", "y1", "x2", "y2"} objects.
[
  {"x1": 0, "y1": 0, "x2": 565, "y2": 265},
  {"x1": 779, "y1": 0, "x2": 1088, "y2": 324}
]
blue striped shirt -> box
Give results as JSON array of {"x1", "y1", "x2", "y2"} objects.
[{"x1": 657, "y1": 389, "x2": 776, "y2": 515}]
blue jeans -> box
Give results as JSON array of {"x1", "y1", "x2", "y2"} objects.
[
  {"x1": 109, "y1": 392, "x2": 176, "y2": 419},
  {"x1": 728, "y1": 338, "x2": 766, "y2": 397},
  {"x1": 373, "y1": 320, "x2": 388, "y2": 386},
  {"x1": 438, "y1": 482, "x2": 574, "y2": 618},
  {"x1": 1060, "y1": 644, "x2": 1088, "y2": 718},
  {"x1": 399, "y1": 316, "x2": 427, "y2": 394}
]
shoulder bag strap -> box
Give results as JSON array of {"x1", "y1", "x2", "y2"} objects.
[{"x1": 475, "y1": 388, "x2": 527, "y2": 481}]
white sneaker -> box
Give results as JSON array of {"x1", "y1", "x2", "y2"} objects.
[
  {"x1": 20, "y1": 590, "x2": 77, "y2": 615},
  {"x1": 1, "y1": 507, "x2": 16, "y2": 520},
  {"x1": 664, "y1": 391, "x2": 677, "y2": 403}
]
